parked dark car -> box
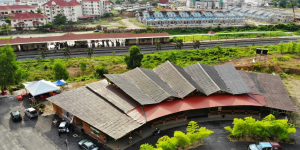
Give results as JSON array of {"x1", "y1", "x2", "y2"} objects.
[
  {"x1": 78, "y1": 139, "x2": 99, "y2": 150},
  {"x1": 11, "y1": 111, "x2": 22, "y2": 122},
  {"x1": 58, "y1": 121, "x2": 70, "y2": 132},
  {"x1": 94, "y1": 30, "x2": 99, "y2": 32}
]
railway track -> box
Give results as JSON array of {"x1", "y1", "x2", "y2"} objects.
[{"x1": 16, "y1": 38, "x2": 300, "y2": 60}]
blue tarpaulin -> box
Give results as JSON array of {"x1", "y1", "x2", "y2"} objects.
[{"x1": 52, "y1": 80, "x2": 67, "y2": 86}]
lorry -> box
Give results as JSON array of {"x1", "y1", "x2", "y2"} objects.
[{"x1": 248, "y1": 142, "x2": 282, "y2": 150}]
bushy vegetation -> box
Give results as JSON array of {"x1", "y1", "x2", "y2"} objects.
[
  {"x1": 224, "y1": 115, "x2": 296, "y2": 140},
  {"x1": 125, "y1": 46, "x2": 143, "y2": 69},
  {"x1": 140, "y1": 121, "x2": 213, "y2": 150},
  {"x1": 139, "y1": 23, "x2": 300, "y2": 35}
]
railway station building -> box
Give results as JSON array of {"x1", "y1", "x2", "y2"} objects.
[
  {"x1": 0, "y1": 32, "x2": 170, "y2": 51},
  {"x1": 47, "y1": 61, "x2": 296, "y2": 150}
]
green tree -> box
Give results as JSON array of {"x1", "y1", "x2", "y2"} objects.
[
  {"x1": 187, "y1": 121, "x2": 199, "y2": 134},
  {"x1": 0, "y1": 44, "x2": 19, "y2": 94},
  {"x1": 5, "y1": 17, "x2": 11, "y2": 24},
  {"x1": 156, "y1": 136, "x2": 176, "y2": 150},
  {"x1": 198, "y1": 127, "x2": 214, "y2": 142},
  {"x1": 167, "y1": 52, "x2": 177, "y2": 64},
  {"x1": 0, "y1": 24, "x2": 11, "y2": 35},
  {"x1": 124, "y1": 45, "x2": 143, "y2": 69},
  {"x1": 50, "y1": 57, "x2": 55, "y2": 64},
  {"x1": 140, "y1": 143, "x2": 155, "y2": 150},
  {"x1": 86, "y1": 47, "x2": 94, "y2": 58},
  {"x1": 63, "y1": 47, "x2": 71, "y2": 60},
  {"x1": 174, "y1": 39, "x2": 183, "y2": 50},
  {"x1": 94, "y1": 66, "x2": 108, "y2": 78},
  {"x1": 37, "y1": 9, "x2": 43, "y2": 14},
  {"x1": 193, "y1": 40, "x2": 200, "y2": 49},
  {"x1": 80, "y1": 62, "x2": 87, "y2": 73},
  {"x1": 53, "y1": 14, "x2": 67, "y2": 25},
  {"x1": 215, "y1": 45, "x2": 223, "y2": 60},
  {"x1": 174, "y1": 131, "x2": 190, "y2": 148},
  {"x1": 39, "y1": 48, "x2": 47, "y2": 59},
  {"x1": 155, "y1": 42, "x2": 162, "y2": 52},
  {"x1": 296, "y1": 39, "x2": 300, "y2": 56},
  {"x1": 53, "y1": 62, "x2": 70, "y2": 80}
]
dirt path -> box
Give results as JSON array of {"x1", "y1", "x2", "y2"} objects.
[{"x1": 121, "y1": 19, "x2": 144, "y2": 29}]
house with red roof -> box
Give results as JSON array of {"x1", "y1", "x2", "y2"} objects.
[
  {"x1": 0, "y1": 5, "x2": 37, "y2": 15},
  {"x1": 10, "y1": 12, "x2": 48, "y2": 28},
  {"x1": 41, "y1": 0, "x2": 82, "y2": 22},
  {"x1": 104, "y1": 1, "x2": 112, "y2": 13}
]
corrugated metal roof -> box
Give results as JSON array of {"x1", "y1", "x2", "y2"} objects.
[
  {"x1": 153, "y1": 61, "x2": 197, "y2": 97},
  {"x1": 238, "y1": 71, "x2": 261, "y2": 94},
  {"x1": 200, "y1": 63, "x2": 228, "y2": 93},
  {"x1": 214, "y1": 64, "x2": 251, "y2": 94},
  {"x1": 240, "y1": 71, "x2": 296, "y2": 112},
  {"x1": 104, "y1": 74, "x2": 157, "y2": 105},
  {"x1": 171, "y1": 62, "x2": 205, "y2": 94},
  {"x1": 47, "y1": 87, "x2": 141, "y2": 140},
  {"x1": 184, "y1": 63, "x2": 220, "y2": 96},
  {"x1": 86, "y1": 80, "x2": 140, "y2": 113},
  {"x1": 123, "y1": 68, "x2": 172, "y2": 103},
  {"x1": 139, "y1": 68, "x2": 180, "y2": 98}
]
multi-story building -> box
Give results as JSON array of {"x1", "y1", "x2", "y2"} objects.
[
  {"x1": 104, "y1": 1, "x2": 112, "y2": 13},
  {"x1": 41, "y1": 0, "x2": 82, "y2": 22},
  {"x1": 231, "y1": 7, "x2": 293, "y2": 23},
  {"x1": 0, "y1": 5, "x2": 37, "y2": 15},
  {"x1": 136, "y1": 11, "x2": 245, "y2": 27},
  {"x1": 10, "y1": 11, "x2": 47, "y2": 28},
  {"x1": 186, "y1": 0, "x2": 245, "y2": 9},
  {"x1": 81, "y1": 0, "x2": 105, "y2": 17}
]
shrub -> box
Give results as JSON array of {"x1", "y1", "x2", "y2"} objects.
[
  {"x1": 53, "y1": 62, "x2": 70, "y2": 80},
  {"x1": 125, "y1": 46, "x2": 143, "y2": 69},
  {"x1": 80, "y1": 62, "x2": 87, "y2": 72},
  {"x1": 49, "y1": 57, "x2": 55, "y2": 64},
  {"x1": 284, "y1": 68, "x2": 290, "y2": 74},
  {"x1": 94, "y1": 66, "x2": 108, "y2": 79}
]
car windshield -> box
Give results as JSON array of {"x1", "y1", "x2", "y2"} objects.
[
  {"x1": 257, "y1": 144, "x2": 262, "y2": 149},
  {"x1": 31, "y1": 111, "x2": 37, "y2": 114},
  {"x1": 58, "y1": 127, "x2": 65, "y2": 129},
  {"x1": 14, "y1": 115, "x2": 20, "y2": 118}
]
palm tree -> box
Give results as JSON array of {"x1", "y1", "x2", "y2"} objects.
[
  {"x1": 86, "y1": 47, "x2": 94, "y2": 58},
  {"x1": 155, "y1": 42, "x2": 162, "y2": 52},
  {"x1": 193, "y1": 40, "x2": 200, "y2": 49},
  {"x1": 63, "y1": 47, "x2": 71, "y2": 60},
  {"x1": 39, "y1": 48, "x2": 47, "y2": 59},
  {"x1": 174, "y1": 39, "x2": 183, "y2": 50}
]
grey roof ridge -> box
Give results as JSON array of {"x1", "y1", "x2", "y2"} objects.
[
  {"x1": 136, "y1": 67, "x2": 177, "y2": 99},
  {"x1": 152, "y1": 66, "x2": 183, "y2": 98},
  {"x1": 213, "y1": 65, "x2": 233, "y2": 94},
  {"x1": 197, "y1": 63, "x2": 221, "y2": 94},
  {"x1": 246, "y1": 93, "x2": 265, "y2": 106},
  {"x1": 121, "y1": 72, "x2": 158, "y2": 103},
  {"x1": 166, "y1": 61, "x2": 197, "y2": 97}
]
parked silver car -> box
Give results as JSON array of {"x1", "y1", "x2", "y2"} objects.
[
  {"x1": 58, "y1": 121, "x2": 70, "y2": 132},
  {"x1": 78, "y1": 139, "x2": 99, "y2": 150},
  {"x1": 24, "y1": 108, "x2": 38, "y2": 118}
]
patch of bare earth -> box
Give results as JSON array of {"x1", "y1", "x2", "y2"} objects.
[
  {"x1": 108, "y1": 64, "x2": 127, "y2": 74},
  {"x1": 284, "y1": 78, "x2": 300, "y2": 127}
]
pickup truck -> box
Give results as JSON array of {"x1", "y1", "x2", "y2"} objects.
[{"x1": 248, "y1": 142, "x2": 282, "y2": 150}]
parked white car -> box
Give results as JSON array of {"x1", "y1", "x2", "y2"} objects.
[{"x1": 24, "y1": 108, "x2": 38, "y2": 118}]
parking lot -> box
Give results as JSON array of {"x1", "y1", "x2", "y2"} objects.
[
  {"x1": 1, "y1": 95, "x2": 300, "y2": 150},
  {"x1": 0, "y1": 95, "x2": 110, "y2": 150}
]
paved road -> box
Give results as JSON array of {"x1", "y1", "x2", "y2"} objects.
[
  {"x1": 17, "y1": 37, "x2": 300, "y2": 61},
  {"x1": 0, "y1": 95, "x2": 110, "y2": 150},
  {"x1": 125, "y1": 121, "x2": 300, "y2": 150}
]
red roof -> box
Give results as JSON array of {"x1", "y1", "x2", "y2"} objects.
[
  {"x1": 127, "y1": 94, "x2": 265, "y2": 122},
  {"x1": 0, "y1": 5, "x2": 37, "y2": 11},
  {"x1": 82, "y1": 0, "x2": 99, "y2": 1},
  {"x1": 105, "y1": 1, "x2": 112, "y2": 4},
  {"x1": 17, "y1": 22, "x2": 25, "y2": 24},
  {"x1": 78, "y1": 15, "x2": 97, "y2": 19},
  {"x1": 42, "y1": 0, "x2": 81, "y2": 7},
  {"x1": 208, "y1": 31, "x2": 216, "y2": 34},
  {"x1": 159, "y1": 0, "x2": 169, "y2": 3},
  {"x1": 10, "y1": 12, "x2": 47, "y2": 20},
  {"x1": 0, "y1": 32, "x2": 170, "y2": 46}
]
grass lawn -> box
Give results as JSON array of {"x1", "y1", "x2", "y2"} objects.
[{"x1": 128, "y1": 18, "x2": 150, "y2": 28}]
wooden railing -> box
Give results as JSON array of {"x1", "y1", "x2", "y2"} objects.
[{"x1": 151, "y1": 114, "x2": 187, "y2": 128}]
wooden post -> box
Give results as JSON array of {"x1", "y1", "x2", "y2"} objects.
[{"x1": 116, "y1": 140, "x2": 120, "y2": 150}]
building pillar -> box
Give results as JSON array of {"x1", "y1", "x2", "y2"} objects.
[
  {"x1": 152, "y1": 38, "x2": 153, "y2": 45},
  {"x1": 87, "y1": 40, "x2": 91, "y2": 48},
  {"x1": 18, "y1": 45, "x2": 21, "y2": 51},
  {"x1": 136, "y1": 38, "x2": 139, "y2": 45},
  {"x1": 129, "y1": 132, "x2": 132, "y2": 145},
  {"x1": 116, "y1": 140, "x2": 120, "y2": 150}
]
